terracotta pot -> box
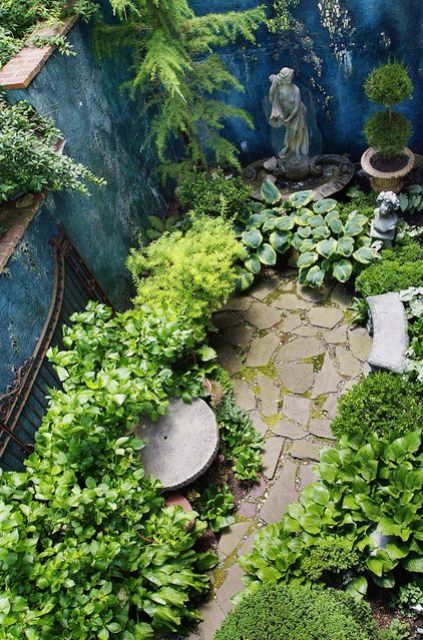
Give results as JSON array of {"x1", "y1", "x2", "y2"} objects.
[{"x1": 360, "y1": 147, "x2": 415, "y2": 193}]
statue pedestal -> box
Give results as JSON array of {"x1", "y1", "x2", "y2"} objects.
[
  {"x1": 370, "y1": 220, "x2": 395, "y2": 244},
  {"x1": 263, "y1": 155, "x2": 310, "y2": 181}
]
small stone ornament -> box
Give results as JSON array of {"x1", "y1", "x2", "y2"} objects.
[{"x1": 370, "y1": 190, "x2": 400, "y2": 243}]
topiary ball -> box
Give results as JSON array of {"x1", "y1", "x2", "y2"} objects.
[
  {"x1": 364, "y1": 110, "x2": 412, "y2": 158},
  {"x1": 364, "y1": 62, "x2": 413, "y2": 107},
  {"x1": 214, "y1": 584, "x2": 375, "y2": 640}
]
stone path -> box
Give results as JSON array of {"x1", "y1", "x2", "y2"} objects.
[{"x1": 188, "y1": 271, "x2": 372, "y2": 639}]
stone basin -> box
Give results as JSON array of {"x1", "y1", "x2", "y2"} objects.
[{"x1": 134, "y1": 398, "x2": 219, "y2": 491}]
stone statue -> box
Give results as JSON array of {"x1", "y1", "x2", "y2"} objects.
[
  {"x1": 370, "y1": 191, "x2": 400, "y2": 243},
  {"x1": 265, "y1": 67, "x2": 310, "y2": 180}
]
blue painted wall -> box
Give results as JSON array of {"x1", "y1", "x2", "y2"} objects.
[
  {"x1": 1, "y1": 18, "x2": 164, "y2": 393},
  {"x1": 191, "y1": 0, "x2": 423, "y2": 161},
  {"x1": 8, "y1": 18, "x2": 165, "y2": 310}
]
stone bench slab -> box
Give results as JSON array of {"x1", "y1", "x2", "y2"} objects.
[{"x1": 367, "y1": 292, "x2": 408, "y2": 374}]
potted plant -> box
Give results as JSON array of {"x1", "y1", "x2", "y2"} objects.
[
  {"x1": 0, "y1": 99, "x2": 105, "y2": 202},
  {"x1": 361, "y1": 62, "x2": 414, "y2": 193}
]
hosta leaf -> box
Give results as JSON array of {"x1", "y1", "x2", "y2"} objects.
[
  {"x1": 274, "y1": 216, "x2": 295, "y2": 231},
  {"x1": 261, "y1": 179, "x2": 282, "y2": 204},
  {"x1": 269, "y1": 231, "x2": 291, "y2": 253},
  {"x1": 297, "y1": 226, "x2": 312, "y2": 238},
  {"x1": 242, "y1": 228, "x2": 263, "y2": 248},
  {"x1": 346, "y1": 576, "x2": 368, "y2": 597},
  {"x1": 344, "y1": 219, "x2": 364, "y2": 236},
  {"x1": 289, "y1": 190, "x2": 315, "y2": 208},
  {"x1": 248, "y1": 212, "x2": 273, "y2": 227},
  {"x1": 291, "y1": 232, "x2": 303, "y2": 250},
  {"x1": 299, "y1": 239, "x2": 316, "y2": 252},
  {"x1": 337, "y1": 236, "x2": 354, "y2": 257},
  {"x1": 316, "y1": 238, "x2": 337, "y2": 258},
  {"x1": 258, "y1": 243, "x2": 277, "y2": 265},
  {"x1": 313, "y1": 198, "x2": 337, "y2": 214},
  {"x1": 262, "y1": 217, "x2": 277, "y2": 232},
  {"x1": 310, "y1": 214, "x2": 325, "y2": 228},
  {"x1": 297, "y1": 251, "x2": 318, "y2": 269},
  {"x1": 372, "y1": 575, "x2": 396, "y2": 589},
  {"x1": 332, "y1": 259, "x2": 353, "y2": 283},
  {"x1": 404, "y1": 556, "x2": 423, "y2": 572},
  {"x1": 245, "y1": 254, "x2": 261, "y2": 274},
  {"x1": 367, "y1": 557, "x2": 384, "y2": 577},
  {"x1": 348, "y1": 212, "x2": 369, "y2": 226},
  {"x1": 311, "y1": 225, "x2": 330, "y2": 240},
  {"x1": 236, "y1": 268, "x2": 255, "y2": 291},
  {"x1": 306, "y1": 265, "x2": 325, "y2": 288},
  {"x1": 386, "y1": 431, "x2": 421, "y2": 462},
  {"x1": 352, "y1": 246, "x2": 374, "y2": 264},
  {"x1": 328, "y1": 216, "x2": 344, "y2": 234}
]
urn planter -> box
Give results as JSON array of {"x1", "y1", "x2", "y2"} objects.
[{"x1": 361, "y1": 147, "x2": 415, "y2": 193}]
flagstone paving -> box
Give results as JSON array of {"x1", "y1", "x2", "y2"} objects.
[{"x1": 187, "y1": 270, "x2": 371, "y2": 640}]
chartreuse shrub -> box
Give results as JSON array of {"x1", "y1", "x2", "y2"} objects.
[
  {"x1": 236, "y1": 179, "x2": 374, "y2": 290},
  {"x1": 127, "y1": 215, "x2": 243, "y2": 333},
  {"x1": 214, "y1": 584, "x2": 376, "y2": 640},
  {"x1": 241, "y1": 428, "x2": 423, "y2": 598},
  {"x1": 0, "y1": 100, "x2": 105, "y2": 201},
  {"x1": 331, "y1": 372, "x2": 423, "y2": 441}
]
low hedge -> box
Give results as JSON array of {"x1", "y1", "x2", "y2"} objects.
[
  {"x1": 331, "y1": 372, "x2": 423, "y2": 441},
  {"x1": 214, "y1": 584, "x2": 376, "y2": 640},
  {"x1": 355, "y1": 239, "x2": 423, "y2": 297}
]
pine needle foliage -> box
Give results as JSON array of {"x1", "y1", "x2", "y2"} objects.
[{"x1": 94, "y1": 0, "x2": 265, "y2": 177}]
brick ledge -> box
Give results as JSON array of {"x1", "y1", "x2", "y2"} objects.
[
  {"x1": 0, "y1": 16, "x2": 77, "y2": 90},
  {"x1": 0, "y1": 194, "x2": 45, "y2": 273}
]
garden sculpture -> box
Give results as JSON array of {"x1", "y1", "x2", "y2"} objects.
[{"x1": 370, "y1": 190, "x2": 400, "y2": 243}]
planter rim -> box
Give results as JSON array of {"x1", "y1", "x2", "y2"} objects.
[{"x1": 360, "y1": 147, "x2": 415, "y2": 180}]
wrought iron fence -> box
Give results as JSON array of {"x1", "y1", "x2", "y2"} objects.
[{"x1": 0, "y1": 227, "x2": 112, "y2": 470}]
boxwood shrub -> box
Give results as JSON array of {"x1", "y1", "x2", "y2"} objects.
[
  {"x1": 331, "y1": 372, "x2": 423, "y2": 441},
  {"x1": 214, "y1": 584, "x2": 376, "y2": 640}
]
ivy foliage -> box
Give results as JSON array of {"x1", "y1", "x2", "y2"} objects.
[
  {"x1": 0, "y1": 303, "x2": 217, "y2": 638},
  {"x1": 93, "y1": 0, "x2": 265, "y2": 177},
  {"x1": 0, "y1": 100, "x2": 105, "y2": 201},
  {"x1": 0, "y1": 218, "x2": 260, "y2": 637},
  {"x1": 241, "y1": 428, "x2": 423, "y2": 598},
  {"x1": 127, "y1": 215, "x2": 244, "y2": 333}
]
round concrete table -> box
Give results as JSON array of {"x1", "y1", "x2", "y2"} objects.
[{"x1": 134, "y1": 398, "x2": 219, "y2": 491}]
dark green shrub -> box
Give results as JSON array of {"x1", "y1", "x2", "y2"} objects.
[
  {"x1": 364, "y1": 62, "x2": 413, "y2": 108},
  {"x1": 364, "y1": 111, "x2": 412, "y2": 158},
  {"x1": 363, "y1": 62, "x2": 413, "y2": 158},
  {"x1": 177, "y1": 169, "x2": 252, "y2": 218},
  {"x1": 214, "y1": 584, "x2": 375, "y2": 640},
  {"x1": 331, "y1": 372, "x2": 423, "y2": 441},
  {"x1": 301, "y1": 536, "x2": 363, "y2": 582},
  {"x1": 355, "y1": 239, "x2": 423, "y2": 297}
]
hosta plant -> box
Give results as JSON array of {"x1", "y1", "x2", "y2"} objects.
[
  {"x1": 196, "y1": 482, "x2": 235, "y2": 532},
  {"x1": 236, "y1": 179, "x2": 374, "y2": 290},
  {"x1": 241, "y1": 429, "x2": 423, "y2": 598}
]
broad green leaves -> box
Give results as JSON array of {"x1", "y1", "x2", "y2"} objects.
[
  {"x1": 332, "y1": 259, "x2": 353, "y2": 283},
  {"x1": 242, "y1": 228, "x2": 262, "y2": 248},
  {"x1": 261, "y1": 179, "x2": 282, "y2": 204}
]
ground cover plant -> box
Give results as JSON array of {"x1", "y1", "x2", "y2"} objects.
[
  {"x1": 214, "y1": 584, "x2": 377, "y2": 640},
  {"x1": 0, "y1": 99, "x2": 105, "y2": 201},
  {"x1": 0, "y1": 217, "x2": 265, "y2": 637}
]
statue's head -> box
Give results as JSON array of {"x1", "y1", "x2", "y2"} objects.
[
  {"x1": 279, "y1": 67, "x2": 294, "y2": 84},
  {"x1": 376, "y1": 191, "x2": 400, "y2": 216}
]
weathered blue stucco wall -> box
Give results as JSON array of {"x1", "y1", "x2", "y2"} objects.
[
  {"x1": 1, "y1": 17, "x2": 164, "y2": 393},
  {"x1": 191, "y1": 0, "x2": 423, "y2": 161},
  {"x1": 8, "y1": 18, "x2": 165, "y2": 309}
]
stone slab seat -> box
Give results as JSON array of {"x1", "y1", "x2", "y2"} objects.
[
  {"x1": 134, "y1": 398, "x2": 219, "y2": 491},
  {"x1": 366, "y1": 292, "x2": 408, "y2": 374}
]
